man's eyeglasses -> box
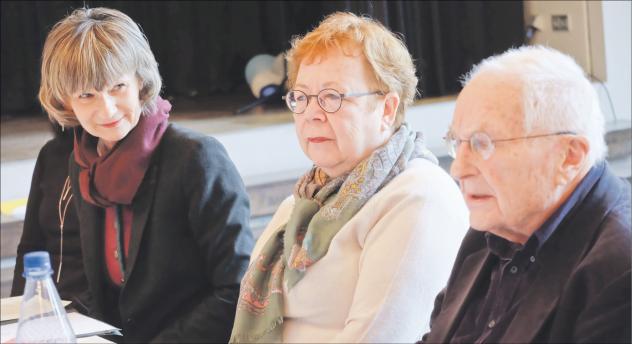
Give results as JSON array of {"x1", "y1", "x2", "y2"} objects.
[
  {"x1": 444, "y1": 130, "x2": 577, "y2": 160},
  {"x1": 283, "y1": 88, "x2": 384, "y2": 114}
]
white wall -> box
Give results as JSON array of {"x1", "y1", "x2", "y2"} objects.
[{"x1": 599, "y1": 0, "x2": 632, "y2": 123}]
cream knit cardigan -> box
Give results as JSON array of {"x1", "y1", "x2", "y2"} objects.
[{"x1": 250, "y1": 158, "x2": 469, "y2": 343}]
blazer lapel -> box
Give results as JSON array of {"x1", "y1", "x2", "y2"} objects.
[
  {"x1": 69, "y1": 161, "x2": 105, "y2": 316},
  {"x1": 124, "y1": 163, "x2": 159, "y2": 281},
  {"x1": 429, "y1": 248, "x2": 493, "y2": 343},
  {"x1": 501, "y1": 167, "x2": 613, "y2": 342},
  {"x1": 79, "y1": 203, "x2": 104, "y2": 286}
]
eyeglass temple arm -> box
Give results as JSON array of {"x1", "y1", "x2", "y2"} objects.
[
  {"x1": 344, "y1": 91, "x2": 385, "y2": 97},
  {"x1": 491, "y1": 130, "x2": 577, "y2": 143}
]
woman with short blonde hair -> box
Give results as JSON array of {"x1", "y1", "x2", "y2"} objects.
[
  {"x1": 39, "y1": 7, "x2": 161, "y2": 127},
  {"x1": 38, "y1": 7, "x2": 253, "y2": 342}
]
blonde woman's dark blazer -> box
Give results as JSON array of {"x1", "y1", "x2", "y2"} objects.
[{"x1": 69, "y1": 124, "x2": 254, "y2": 343}]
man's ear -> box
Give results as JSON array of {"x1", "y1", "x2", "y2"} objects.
[
  {"x1": 557, "y1": 136, "x2": 590, "y2": 185},
  {"x1": 380, "y1": 92, "x2": 400, "y2": 130}
]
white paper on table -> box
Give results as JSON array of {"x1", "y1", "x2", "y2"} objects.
[
  {"x1": 1, "y1": 296, "x2": 71, "y2": 322},
  {"x1": 77, "y1": 335, "x2": 115, "y2": 343},
  {"x1": 65, "y1": 312, "x2": 121, "y2": 337},
  {"x1": 1, "y1": 322, "x2": 17, "y2": 343},
  {"x1": 0, "y1": 311, "x2": 120, "y2": 343}
]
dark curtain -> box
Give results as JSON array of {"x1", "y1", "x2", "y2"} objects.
[{"x1": 1, "y1": 0, "x2": 524, "y2": 117}]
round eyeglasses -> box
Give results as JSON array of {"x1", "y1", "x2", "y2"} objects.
[
  {"x1": 444, "y1": 130, "x2": 577, "y2": 160},
  {"x1": 283, "y1": 88, "x2": 384, "y2": 114}
]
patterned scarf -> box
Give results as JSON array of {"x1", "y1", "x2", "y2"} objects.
[
  {"x1": 73, "y1": 97, "x2": 171, "y2": 207},
  {"x1": 230, "y1": 123, "x2": 437, "y2": 343}
]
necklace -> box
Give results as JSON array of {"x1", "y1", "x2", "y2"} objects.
[{"x1": 57, "y1": 176, "x2": 73, "y2": 283}]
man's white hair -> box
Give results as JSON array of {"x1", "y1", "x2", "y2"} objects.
[{"x1": 462, "y1": 45, "x2": 607, "y2": 166}]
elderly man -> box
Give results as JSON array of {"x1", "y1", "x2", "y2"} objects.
[{"x1": 423, "y1": 45, "x2": 631, "y2": 343}]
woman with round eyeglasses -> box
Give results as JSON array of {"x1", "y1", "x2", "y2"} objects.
[{"x1": 230, "y1": 12, "x2": 469, "y2": 343}]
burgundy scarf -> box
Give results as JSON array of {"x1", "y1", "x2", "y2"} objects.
[{"x1": 73, "y1": 98, "x2": 171, "y2": 207}]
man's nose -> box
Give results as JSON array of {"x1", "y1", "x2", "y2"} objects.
[{"x1": 449, "y1": 140, "x2": 474, "y2": 181}]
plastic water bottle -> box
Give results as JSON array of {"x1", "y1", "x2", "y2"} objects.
[{"x1": 15, "y1": 251, "x2": 76, "y2": 343}]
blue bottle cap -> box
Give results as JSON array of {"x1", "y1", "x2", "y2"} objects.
[{"x1": 23, "y1": 251, "x2": 53, "y2": 277}]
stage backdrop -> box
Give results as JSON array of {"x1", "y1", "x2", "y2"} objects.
[{"x1": 1, "y1": 0, "x2": 524, "y2": 116}]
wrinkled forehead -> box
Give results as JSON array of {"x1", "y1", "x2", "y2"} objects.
[{"x1": 451, "y1": 73, "x2": 525, "y2": 138}]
